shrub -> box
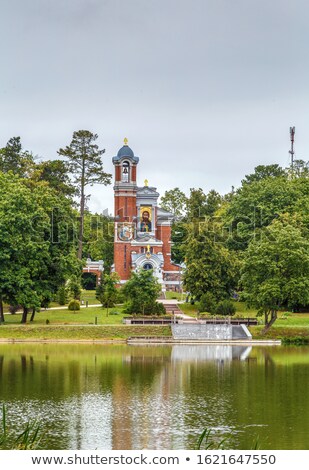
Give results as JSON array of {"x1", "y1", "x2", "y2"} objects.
[
  {"x1": 151, "y1": 302, "x2": 166, "y2": 315},
  {"x1": 68, "y1": 300, "x2": 80, "y2": 311},
  {"x1": 215, "y1": 300, "x2": 236, "y2": 316},
  {"x1": 199, "y1": 293, "x2": 217, "y2": 314},
  {"x1": 116, "y1": 289, "x2": 126, "y2": 304},
  {"x1": 57, "y1": 285, "x2": 68, "y2": 305},
  {"x1": 124, "y1": 301, "x2": 166, "y2": 316},
  {"x1": 68, "y1": 276, "x2": 82, "y2": 300}
]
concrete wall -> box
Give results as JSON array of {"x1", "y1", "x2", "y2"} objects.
[{"x1": 171, "y1": 323, "x2": 252, "y2": 341}]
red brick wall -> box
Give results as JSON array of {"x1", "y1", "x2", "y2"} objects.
[
  {"x1": 115, "y1": 165, "x2": 121, "y2": 181},
  {"x1": 114, "y1": 195, "x2": 137, "y2": 221},
  {"x1": 157, "y1": 225, "x2": 178, "y2": 271},
  {"x1": 114, "y1": 242, "x2": 132, "y2": 280}
]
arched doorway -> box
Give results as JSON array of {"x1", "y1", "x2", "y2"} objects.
[{"x1": 143, "y1": 263, "x2": 153, "y2": 271}]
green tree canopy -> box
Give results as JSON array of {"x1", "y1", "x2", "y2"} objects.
[
  {"x1": 96, "y1": 273, "x2": 120, "y2": 315},
  {"x1": 183, "y1": 225, "x2": 240, "y2": 301},
  {"x1": 240, "y1": 221, "x2": 309, "y2": 331},
  {"x1": 241, "y1": 164, "x2": 286, "y2": 185},
  {"x1": 0, "y1": 173, "x2": 81, "y2": 323},
  {"x1": 32, "y1": 159, "x2": 77, "y2": 199},
  {"x1": 82, "y1": 212, "x2": 114, "y2": 271},
  {"x1": 0, "y1": 136, "x2": 34, "y2": 177},
  {"x1": 160, "y1": 187, "x2": 187, "y2": 217},
  {"x1": 223, "y1": 175, "x2": 309, "y2": 250},
  {"x1": 122, "y1": 269, "x2": 162, "y2": 315}
]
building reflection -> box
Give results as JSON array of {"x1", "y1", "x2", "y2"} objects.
[{"x1": 1, "y1": 343, "x2": 308, "y2": 450}]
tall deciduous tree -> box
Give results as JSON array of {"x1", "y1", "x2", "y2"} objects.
[
  {"x1": 186, "y1": 188, "x2": 207, "y2": 220},
  {"x1": 240, "y1": 221, "x2": 309, "y2": 331},
  {"x1": 0, "y1": 173, "x2": 80, "y2": 323},
  {"x1": 0, "y1": 136, "x2": 34, "y2": 177},
  {"x1": 96, "y1": 273, "x2": 120, "y2": 316},
  {"x1": 160, "y1": 187, "x2": 187, "y2": 217},
  {"x1": 183, "y1": 226, "x2": 239, "y2": 301},
  {"x1": 223, "y1": 175, "x2": 309, "y2": 250},
  {"x1": 58, "y1": 130, "x2": 112, "y2": 260},
  {"x1": 241, "y1": 164, "x2": 286, "y2": 185},
  {"x1": 32, "y1": 159, "x2": 77, "y2": 199},
  {"x1": 82, "y1": 211, "x2": 114, "y2": 272}
]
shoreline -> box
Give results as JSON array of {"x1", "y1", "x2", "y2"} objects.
[{"x1": 0, "y1": 337, "x2": 281, "y2": 345}]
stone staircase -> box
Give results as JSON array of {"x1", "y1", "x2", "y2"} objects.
[{"x1": 163, "y1": 303, "x2": 183, "y2": 317}]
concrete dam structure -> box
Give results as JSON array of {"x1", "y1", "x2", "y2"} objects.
[{"x1": 171, "y1": 322, "x2": 252, "y2": 341}]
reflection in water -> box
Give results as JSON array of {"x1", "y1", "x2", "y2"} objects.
[
  {"x1": 171, "y1": 345, "x2": 252, "y2": 362},
  {"x1": 0, "y1": 344, "x2": 309, "y2": 450}
]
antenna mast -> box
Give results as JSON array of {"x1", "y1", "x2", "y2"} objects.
[{"x1": 289, "y1": 126, "x2": 295, "y2": 172}]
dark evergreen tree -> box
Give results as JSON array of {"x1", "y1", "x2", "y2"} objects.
[{"x1": 58, "y1": 130, "x2": 112, "y2": 260}]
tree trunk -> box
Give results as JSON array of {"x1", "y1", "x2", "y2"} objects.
[
  {"x1": 30, "y1": 307, "x2": 36, "y2": 322},
  {"x1": 262, "y1": 309, "x2": 277, "y2": 334},
  {"x1": 21, "y1": 307, "x2": 28, "y2": 324},
  {"x1": 77, "y1": 160, "x2": 85, "y2": 260},
  {"x1": 0, "y1": 297, "x2": 4, "y2": 323}
]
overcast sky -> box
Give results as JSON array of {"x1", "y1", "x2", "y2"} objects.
[{"x1": 1, "y1": 0, "x2": 309, "y2": 214}]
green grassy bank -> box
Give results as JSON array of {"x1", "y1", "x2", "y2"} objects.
[
  {"x1": 0, "y1": 324, "x2": 171, "y2": 341},
  {"x1": 1, "y1": 301, "x2": 308, "y2": 344}
]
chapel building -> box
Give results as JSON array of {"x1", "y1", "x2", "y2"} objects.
[{"x1": 112, "y1": 139, "x2": 182, "y2": 291}]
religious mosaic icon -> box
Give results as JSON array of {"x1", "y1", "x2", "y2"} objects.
[
  {"x1": 117, "y1": 222, "x2": 134, "y2": 241},
  {"x1": 139, "y1": 206, "x2": 152, "y2": 232}
]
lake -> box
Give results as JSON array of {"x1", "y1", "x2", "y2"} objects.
[{"x1": 0, "y1": 343, "x2": 308, "y2": 450}]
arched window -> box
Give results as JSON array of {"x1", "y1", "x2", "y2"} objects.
[{"x1": 122, "y1": 161, "x2": 130, "y2": 182}]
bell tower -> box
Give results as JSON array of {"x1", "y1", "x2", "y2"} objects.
[{"x1": 112, "y1": 139, "x2": 139, "y2": 281}]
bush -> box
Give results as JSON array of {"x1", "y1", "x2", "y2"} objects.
[
  {"x1": 124, "y1": 301, "x2": 166, "y2": 316},
  {"x1": 116, "y1": 289, "x2": 126, "y2": 304},
  {"x1": 68, "y1": 277, "x2": 82, "y2": 300},
  {"x1": 215, "y1": 300, "x2": 236, "y2": 316},
  {"x1": 152, "y1": 302, "x2": 166, "y2": 315},
  {"x1": 57, "y1": 285, "x2": 68, "y2": 305},
  {"x1": 199, "y1": 293, "x2": 217, "y2": 314},
  {"x1": 68, "y1": 300, "x2": 80, "y2": 311}
]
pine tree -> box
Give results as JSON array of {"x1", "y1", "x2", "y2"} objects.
[{"x1": 58, "y1": 130, "x2": 112, "y2": 260}]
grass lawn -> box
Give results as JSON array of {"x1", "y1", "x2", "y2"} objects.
[
  {"x1": 0, "y1": 324, "x2": 172, "y2": 341},
  {"x1": 178, "y1": 300, "x2": 259, "y2": 317},
  {"x1": 3, "y1": 305, "x2": 125, "y2": 325},
  {"x1": 165, "y1": 291, "x2": 186, "y2": 301}
]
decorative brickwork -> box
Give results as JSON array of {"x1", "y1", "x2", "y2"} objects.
[{"x1": 112, "y1": 140, "x2": 183, "y2": 289}]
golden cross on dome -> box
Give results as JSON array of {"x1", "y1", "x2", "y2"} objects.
[
  {"x1": 123, "y1": 137, "x2": 128, "y2": 146},
  {"x1": 144, "y1": 179, "x2": 148, "y2": 187}
]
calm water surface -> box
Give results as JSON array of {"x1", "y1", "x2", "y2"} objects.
[{"x1": 0, "y1": 343, "x2": 308, "y2": 450}]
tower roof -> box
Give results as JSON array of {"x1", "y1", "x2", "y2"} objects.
[{"x1": 112, "y1": 138, "x2": 139, "y2": 163}]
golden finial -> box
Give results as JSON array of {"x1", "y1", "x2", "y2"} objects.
[
  {"x1": 123, "y1": 137, "x2": 128, "y2": 146},
  {"x1": 144, "y1": 179, "x2": 148, "y2": 187}
]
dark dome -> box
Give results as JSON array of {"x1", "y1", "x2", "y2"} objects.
[
  {"x1": 112, "y1": 140, "x2": 139, "y2": 164},
  {"x1": 117, "y1": 145, "x2": 135, "y2": 159}
]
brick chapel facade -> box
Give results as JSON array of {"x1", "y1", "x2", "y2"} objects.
[{"x1": 112, "y1": 139, "x2": 182, "y2": 291}]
